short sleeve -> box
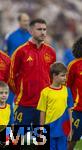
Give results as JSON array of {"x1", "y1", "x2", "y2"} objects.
[
  {"x1": 37, "y1": 89, "x2": 47, "y2": 112},
  {"x1": 67, "y1": 88, "x2": 74, "y2": 108}
]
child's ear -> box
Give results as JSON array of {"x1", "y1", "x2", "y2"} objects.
[{"x1": 53, "y1": 73, "x2": 56, "y2": 79}]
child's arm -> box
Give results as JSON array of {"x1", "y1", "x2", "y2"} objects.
[
  {"x1": 40, "y1": 111, "x2": 46, "y2": 125},
  {"x1": 39, "y1": 111, "x2": 46, "y2": 135},
  {"x1": 67, "y1": 88, "x2": 74, "y2": 141},
  {"x1": 38, "y1": 111, "x2": 46, "y2": 145},
  {"x1": 37, "y1": 89, "x2": 47, "y2": 144}
]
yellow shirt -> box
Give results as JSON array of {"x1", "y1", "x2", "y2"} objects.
[
  {"x1": 37, "y1": 86, "x2": 68, "y2": 124},
  {"x1": 0, "y1": 104, "x2": 11, "y2": 126}
]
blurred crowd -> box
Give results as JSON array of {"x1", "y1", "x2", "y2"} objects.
[{"x1": 0, "y1": 0, "x2": 82, "y2": 62}]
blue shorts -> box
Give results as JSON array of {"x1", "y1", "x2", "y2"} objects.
[
  {"x1": 50, "y1": 136, "x2": 67, "y2": 150},
  {"x1": 72, "y1": 110, "x2": 82, "y2": 141},
  {"x1": 14, "y1": 105, "x2": 40, "y2": 126}
]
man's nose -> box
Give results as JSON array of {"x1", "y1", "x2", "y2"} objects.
[{"x1": 41, "y1": 29, "x2": 45, "y2": 33}]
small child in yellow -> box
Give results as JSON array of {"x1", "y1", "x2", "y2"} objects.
[
  {"x1": 0, "y1": 81, "x2": 11, "y2": 146},
  {"x1": 0, "y1": 81, "x2": 10, "y2": 130},
  {"x1": 37, "y1": 62, "x2": 73, "y2": 150}
]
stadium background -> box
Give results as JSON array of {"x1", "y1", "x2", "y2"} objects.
[{"x1": 0, "y1": 0, "x2": 82, "y2": 149}]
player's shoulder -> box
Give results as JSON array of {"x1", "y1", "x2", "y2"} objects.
[
  {"x1": 0, "y1": 50, "x2": 10, "y2": 59},
  {"x1": 44, "y1": 43, "x2": 56, "y2": 58},
  {"x1": 44, "y1": 43, "x2": 55, "y2": 50},
  {"x1": 68, "y1": 58, "x2": 79, "y2": 71},
  {"x1": 11, "y1": 41, "x2": 29, "y2": 58}
]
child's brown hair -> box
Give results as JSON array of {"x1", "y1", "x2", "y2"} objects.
[{"x1": 50, "y1": 62, "x2": 67, "y2": 80}]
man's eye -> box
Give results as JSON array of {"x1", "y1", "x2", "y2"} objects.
[
  {"x1": 37, "y1": 28, "x2": 42, "y2": 30},
  {"x1": 37, "y1": 28, "x2": 46, "y2": 31}
]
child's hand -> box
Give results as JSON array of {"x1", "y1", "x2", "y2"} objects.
[
  {"x1": 12, "y1": 136, "x2": 20, "y2": 145},
  {"x1": 68, "y1": 129, "x2": 72, "y2": 141}
]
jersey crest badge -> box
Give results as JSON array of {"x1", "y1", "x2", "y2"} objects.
[{"x1": 44, "y1": 53, "x2": 51, "y2": 63}]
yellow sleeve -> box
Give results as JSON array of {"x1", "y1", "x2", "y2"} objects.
[{"x1": 37, "y1": 89, "x2": 48, "y2": 112}]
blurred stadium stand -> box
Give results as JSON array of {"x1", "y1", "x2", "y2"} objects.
[{"x1": 0, "y1": 0, "x2": 82, "y2": 57}]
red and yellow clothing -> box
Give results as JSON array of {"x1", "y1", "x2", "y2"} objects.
[
  {"x1": 10, "y1": 41, "x2": 56, "y2": 107},
  {"x1": 37, "y1": 86, "x2": 73, "y2": 136},
  {"x1": 67, "y1": 58, "x2": 82, "y2": 111},
  {"x1": 37, "y1": 86, "x2": 68, "y2": 124},
  {"x1": 0, "y1": 50, "x2": 10, "y2": 82}
]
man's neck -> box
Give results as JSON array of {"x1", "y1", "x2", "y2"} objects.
[{"x1": 31, "y1": 38, "x2": 43, "y2": 48}]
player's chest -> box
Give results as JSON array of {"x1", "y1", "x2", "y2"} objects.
[{"x1": 22, "y1": 50, "x2": 52, "y2": 68}]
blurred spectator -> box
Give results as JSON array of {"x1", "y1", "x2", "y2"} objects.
[
  {"x1": 52, "y1": 33, "x2": 65, "y2": 62},
  {"x1": 63, "y1": 48, "x2": 75, "y2": 66},
  {"x1": 52, "y1": 33, "x2": 74, "y2": 65},
  {"x1": 3, "y1": 12, "x2": 31, "y2": 56},
  {"x1": 63, "y1": 32, "x2": 75, "y2": 66}
]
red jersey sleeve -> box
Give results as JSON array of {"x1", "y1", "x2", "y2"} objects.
[
  {"x1": 9, "y1": 47, "x2": 24, "y2": 93},
  {"x1": 0, "y1": 50, "x2": 11, "y2": 82},
  {"x1": 67, "y1": 62, "x2": 75, "y2": 88}
]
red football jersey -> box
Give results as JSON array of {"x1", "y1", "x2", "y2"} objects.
[
  {"x1": 10, "y1": 41, "x2": 56, "y2": 107},
  {"x1": 0, "y1": 50, "x2": 10, "y2": 82},
  {"x1": 67, "y1": 58, "x2": 82, "y2": 111}
]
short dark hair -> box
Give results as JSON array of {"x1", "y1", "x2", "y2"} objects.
[
  {"x1": 30, "y1": 18, "x2": 46, "y2": 27},
  {"x1": 0, "y1": 81, "x2": 9, "y2": 89},
  {"x1": 72, "y1": 37, "x2": 82, "y2": 58},
  {"x1": 50, "y1": 62, "x2": 67, "y2": 80},
  {"x1": 17, "y1": 13, "x2": 29, "y2": 21}
]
